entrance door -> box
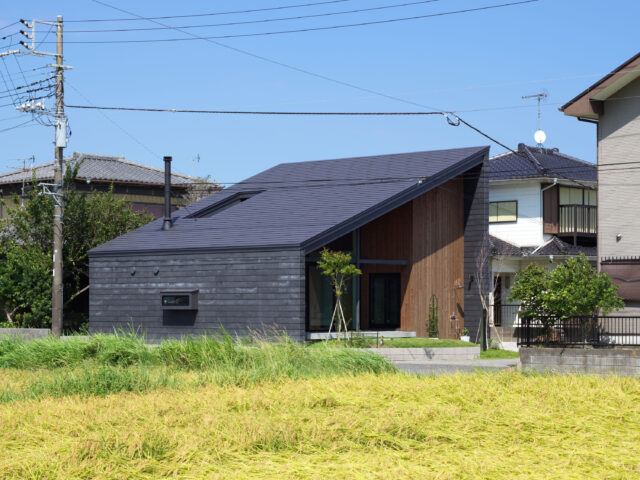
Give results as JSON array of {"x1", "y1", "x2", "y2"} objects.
[{"x1": 369, "y1": 273, "x2": 401, "y2": 329}]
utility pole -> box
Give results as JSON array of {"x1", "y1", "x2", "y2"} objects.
[
  {"x1": 51, "y1": 16, "x2": 64, "y2": 337},
  {"x1": 3, "y1": 16, "x2": 70, "y2": 336}
]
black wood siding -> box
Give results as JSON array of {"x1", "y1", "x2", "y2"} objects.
[
  {"x1": 89, "y1": 248, "x2": 306, "y2": 341},
  {"x1": 463, "y1": 160, "x2": 489, "y2": 340}
]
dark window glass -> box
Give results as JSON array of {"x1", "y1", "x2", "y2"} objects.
[
  {"x1": 369, "y1": 273, "x2": 401, "y2": 329},
  {"x1": 162, "y1": 295, "x2": 190, "y2": 307}
]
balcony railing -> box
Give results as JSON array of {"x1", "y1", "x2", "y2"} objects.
[{"x1": 559, "y1": 205, "x2": 597, "y2": 235}]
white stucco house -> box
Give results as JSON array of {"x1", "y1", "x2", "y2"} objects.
[{"x1": 487, "y1": 144, "x2": 597, "y2": 345}]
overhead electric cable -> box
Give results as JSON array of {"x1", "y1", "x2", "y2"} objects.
[
  {"x1": 57, "y1": 0, "x2": 538, "y2": 43},
  {"x1": 69, "y1": 0, "x2": 351, "y2": 22},
  {"x1": 64, "y1": 104, "x2": 447, "y2": 115},
  {"x1": 67, "y1": 0, "x2": 443, "y2": 33}
]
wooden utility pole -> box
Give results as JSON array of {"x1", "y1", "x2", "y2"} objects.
[
  {"x1": 51, "y1": 15, "x2": 64, "y2": 336},
  {"x1": 2, "y1": 16, "x2": 69, "y2": 335}
]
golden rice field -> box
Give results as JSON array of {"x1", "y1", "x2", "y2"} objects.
[{"x1": 1, "y1": 371, "x2": 640, "y2": 479}]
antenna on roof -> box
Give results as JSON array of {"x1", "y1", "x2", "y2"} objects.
[{"x1": 522, "y1": 90, "x2": 548, "y2": 147}]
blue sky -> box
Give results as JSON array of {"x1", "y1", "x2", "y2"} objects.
[{"x1": 0, "y1": 0, "x2": 637, "y2": 183}]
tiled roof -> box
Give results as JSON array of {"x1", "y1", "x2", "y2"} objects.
[
  {"x1": 0, "y1": 152, "x2": 199, "y2": 186},
  {"x1": 488, "y1": 144, "x2": 596, "y2": 182},
  {"x1": 532, "y1": 236, "x2": 596, "y2": 257},
  {"x1": 90, "y1": 146, "x2": 489, "y2": 255},
  {"x1": 490, "y1": 235, "x2": 596, "y2": 258}
]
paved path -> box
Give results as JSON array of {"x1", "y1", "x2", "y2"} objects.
[{"x1": 394, "y1": 358, "x2": 518, "y2": 375}]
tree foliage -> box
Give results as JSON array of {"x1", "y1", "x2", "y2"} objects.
[
  {"x1": 509, "y1": 254, "x2": 624, "y2": 327},
  {"x1": 316, "y1": 248, "x2": 361, "y2": 299},
  {"x1": 0, "y1": 163, "x2": 153, "y2": 328}
]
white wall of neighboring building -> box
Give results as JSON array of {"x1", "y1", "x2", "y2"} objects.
[{"x1": 489, "y1": 181, "x2": 546, "y2": 247}]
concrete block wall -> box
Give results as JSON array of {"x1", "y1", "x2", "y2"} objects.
[
  {"x1": 367, "y1": 346, "x2": 480, "y2": 361},
  {"x1": 520, "y1": 347, "x2": 640, "y2": 376},
  {"x1": 89, "y1": 248, "x2": 306, "y2": 341}
]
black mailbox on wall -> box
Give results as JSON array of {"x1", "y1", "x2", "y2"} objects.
[{"x1": 161, "y1": 290, "x2": 199, "y2": 310}]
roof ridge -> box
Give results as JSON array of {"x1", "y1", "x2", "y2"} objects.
[
  {"x1": 72, "y1": 152, "x2": 198, "y2": 180},
  {"x1": 275, "y1": 146, "x2": 490, "y2": 167}
]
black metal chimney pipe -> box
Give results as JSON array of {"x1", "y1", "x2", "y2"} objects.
[{"x1": 162, "y1": 156, "x2": 172, "y2": 230}]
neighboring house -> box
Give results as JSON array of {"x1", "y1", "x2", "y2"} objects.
[
  {"x1": 0, "y1": 152, "x2": 207, "y2": 218},
  {"x1": 561, "y1": 51, "x2": 640, "y2": 315},
  {"x1": 487, "y1": 143, "x2": 597, "y2": 340},
  {"x1": 89, "y1": 146, "x2": 489, "y2": 342}
]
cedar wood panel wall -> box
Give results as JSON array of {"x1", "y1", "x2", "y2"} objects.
[
  {"x1": 359, "y1": 177, "x2": 466, "y2": 338},
  {"x1": 411, "y1": 178, "x2": 464, "y2": 338}
]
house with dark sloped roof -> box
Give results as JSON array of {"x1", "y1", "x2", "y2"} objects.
[
  {"x1": 0, "y1": 152, "x2": 212, "y2": 218},
  {"x1": 487, "y1": 143, "x2": 596, "y2": 345},
  {"x1": 89, "y1": 146, "x2": 489, "y2": 342}
]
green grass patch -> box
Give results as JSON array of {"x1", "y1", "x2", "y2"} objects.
[
  {"x1": 315, "y1": 336, "x2": 475, "y2": 348},
  {"x1": 0, "y1": 333, "x2": 396, "y2": 401},
  {"x1": 479, "y1": 349, "x2": 520, "y2": 359}
]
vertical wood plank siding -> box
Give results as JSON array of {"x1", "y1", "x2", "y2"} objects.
[
  {"x1": 463, "y1": 162, "x2": 489, "y2": 341},
  {"x1": 410, "y1": 178, "x2": 465, "y2": 338},
  {"x1": 89, "y1": 248, "x2": 306, "y2": 341},
  {"x1": 543, "y1": 184, "x2": 559, "y2": 234}
]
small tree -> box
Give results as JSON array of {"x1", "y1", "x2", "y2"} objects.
[
  {"x1": 545, "y1": 254, "x2": 624, "y2": 318},
  {"x1": 316, "y1": 248, "x2": 361, "y2": 341},
  {"x1": 509, "y1": 254, "x2": 624, "y2": 335},
  {"x1": 427, "y1": 294, "x2": 439, "y2": 338}
]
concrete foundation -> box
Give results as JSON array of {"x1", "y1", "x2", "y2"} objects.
[
  {"x1": 367, "y1": 346, "x2": 480, "y2": 361},
  {"x1": 519, "y1": 346, "x2": 640, "y2": 376},
  {"x1": 0, "y1": 328, "x2": 51, "y2": 340}
]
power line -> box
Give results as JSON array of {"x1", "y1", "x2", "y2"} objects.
[
  {"x1": 67, "y1": 0, "x2": 444, "y2": 33},
  {"x1": 68, "y1": 0, "x2": 351, "y2": 22},
  {"x1": 0, "y1": 22, "x2": 18, "y2": 32},
  {"x1": 52, "y1": 0, "x2": 538, "y2": 43},
  {"x1": 66, "y1": 80, "x2": 162, "y2": 160},
  {"x1": 0, "y1": 119, "x2": 35, "y2": 133},
  {"x1": 64, "y1": 103, "x2": 448, "y2": 116}
]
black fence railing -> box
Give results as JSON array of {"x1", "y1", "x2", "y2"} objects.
[
  {"x1": 492, "y1": 304, "x2": 520, "y2": 327},
  {"x1": 518, "y1": 316, "x2": 640, "y2": 347}
]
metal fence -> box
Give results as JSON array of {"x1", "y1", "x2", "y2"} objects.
[
  {"x1": 518, "y1": 316, "x2": 640, "y2": 347},
  {"x1": 492, "y1": 304, "x2": 520, "y2": 327}
]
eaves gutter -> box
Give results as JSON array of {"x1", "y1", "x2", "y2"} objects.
[{"x1": 300, "y1": 147, "x2": 490, "y2": 254}]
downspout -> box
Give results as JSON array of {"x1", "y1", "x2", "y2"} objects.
[{"x1": 540, "y1": 178, "x2": 558, "y2": 244}]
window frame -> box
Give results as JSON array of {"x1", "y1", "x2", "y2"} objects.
[
  {"x1": 369, "y1": 273, "x2": 401, "y2": 330},
  {"x1": 489, "y1": 200, "x2": 518, "y2": 224}
]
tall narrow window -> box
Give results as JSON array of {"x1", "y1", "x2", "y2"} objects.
[
  {"x1": 369, "y1": 273, "x2": 401, "y2": 329},
  {"x1": 489, "y1": 201, "x2": 518, "y2": 223}
]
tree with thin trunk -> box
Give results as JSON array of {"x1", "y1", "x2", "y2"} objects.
[{"x1": 317, "y1": 248, "x2": 361, "y2": 342}]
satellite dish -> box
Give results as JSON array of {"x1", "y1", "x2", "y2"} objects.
[{"x1": 534, "y1": 129, "x2": 546, "y2": 145}]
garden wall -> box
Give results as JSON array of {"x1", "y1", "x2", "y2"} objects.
[{"x1": 519, "y1": 347, "x2": 640, "y2": 376}]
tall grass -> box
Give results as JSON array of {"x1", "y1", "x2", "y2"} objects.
[{"x1": 0, "y1": 333, "x2": 395, "y2": 401}]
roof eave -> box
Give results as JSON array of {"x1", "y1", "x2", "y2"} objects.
[{"x1": 561, "y1": 51, "x2": 640, "y2": 117}]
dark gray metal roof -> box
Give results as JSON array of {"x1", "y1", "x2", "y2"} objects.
[
  {"x1": 90, "y1": 146, "x2": 489, "y2": 256},
  {"x1": 488, "y1": 144, "x2": 596, "y2": 182},
  {"x1": 0, "y1": 152, "x2": 199, "y2": 186}
]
